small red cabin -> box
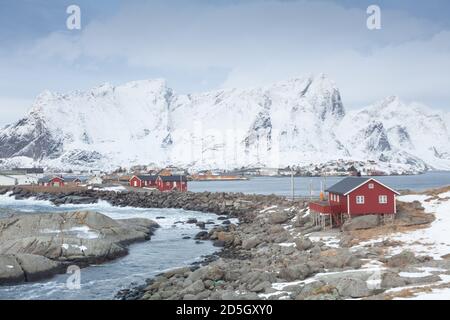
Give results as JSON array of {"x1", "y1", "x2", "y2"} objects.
[
  {"x1": 64, "y1": 177, "x2": 82, "y2": 186},
  {"x1": 129, "y1": 175, "x2": 158, "y2": 188},
  {"x1": 129, "y1": 175, "x2": 187, "y2": 192},
  {"x1": 38, "y1": 176, "x2": 65, "y2": 187},
  {"x1": 309, "y1": 177, "x2": 400, "y2": 228},
  {"x1": 157, "y1": 175, "x2": 188, "y2": 192}
]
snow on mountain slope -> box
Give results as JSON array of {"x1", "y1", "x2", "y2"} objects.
[
  {"x1": 168, "y1": 75, "x2": 348, "y2": 169},
  {"x1": 337, "y1": 96, "x2": 450, "y2": 170},
  {"x1": 0, "y1": 75, "x2": 449, "y2": 171}
]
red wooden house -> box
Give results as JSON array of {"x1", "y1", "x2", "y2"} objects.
[
  {"x1": 129, "y1": 175, "x2": 158, "y2": 188},
  {"x1": 37, "y1": 176, "x2": 83, "y2": 187},
  {"x1": 38, "y1": 176, "x2": 65, "y2": 187},
  {"x1": 309, "y1": 177, "x2": 400, "y2": 228},
  {"x1": 64, "y1": 177, "x2": 82, "y2": 186},
  {"x1": 157, "y1": 175, "x2": 188, "y2": 192}
]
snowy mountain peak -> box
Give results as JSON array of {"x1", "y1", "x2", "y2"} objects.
[
  {"x1": 0, "y1": 75, "x2": 449, "y2": 172},
  {"x1": 119, "y1": 78, "x2": 168, "y2": 91}
]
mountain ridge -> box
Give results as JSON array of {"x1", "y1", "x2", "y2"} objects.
[{"x1": 0, "y1": 74, "x2": 449, "y2": 172}]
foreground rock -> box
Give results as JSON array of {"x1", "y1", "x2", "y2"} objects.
[
  {"x1": 0, "y1": 211, "x2": 159, "y2": 285},
  {"x1": 1, "y1": 186, "x2": 445, "y2": 300},
  {"x1": 0, "y1": 254, "x2": 63, "y2": 285},
  {"x1": 342, "y1": 215, "x2": 380, "y2": 231}
]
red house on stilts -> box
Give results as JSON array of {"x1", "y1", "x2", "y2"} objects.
[{"x1": 309, "y1": 177, "x2": 400, "y2": 229}]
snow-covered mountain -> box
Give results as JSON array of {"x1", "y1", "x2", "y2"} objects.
[{"x1": 0, "y1": 74, "x2": 449, "y2": 172}]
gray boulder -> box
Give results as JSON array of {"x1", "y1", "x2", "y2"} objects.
[
  {"x1": 279, "y1": 264, "x2": 311, "y2": 281},
  {"x1": 295, "y1": 237, "x2": 313, "y2": 251},
  {"x1": 336, "y1": 278, "x2": 370, "y2": 298},
  {"x1": 0, "y1": 211, "x2": 159, "y2": 285},
  {"x1": 0, "y1": 255, "x2": 25, "y2": 285},
  {"x1": 242, "y1": 236, "x2": 262, "y2": 250},
  {"x1": 386, "y1": 250, "x2": 419, "y2": 268},
  {"x1": 14, "y1": 254, "x2": 63, "y2": 282},
  {"x1": 268, "y1": 211, "x2": 290, "y2": 224},
  {"x1": 342, "y1": 215, "x2": 380, "y2": 231},
  {"x1": 221, "y1": 291, "x2": 259, "y2": 300},
  {"x1": 0, "y1": 254, "x2": 63, "y2": 284},
  {"x1": 181, "y1": 279, "x2": 205, "y2": 295},
  {"x1": 295, "y1": 280, "x2": 325, "y2": 299},
  {"x1": 380, "y1": 272, "x2": 407, "y2": 289}
]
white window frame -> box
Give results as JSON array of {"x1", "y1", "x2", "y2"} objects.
[
  {"x1": 356, "y1": 195, "x2": 365, "y2": 204},
  {"x1": 379, "y1": 195, "x2": 388, "y2": 204},
  {"x1": 337, "y1": 195, "x2": 340, "y2": 202},
  {"x1": 368, "y1": 183, "x2": 374, "y2": 189}
]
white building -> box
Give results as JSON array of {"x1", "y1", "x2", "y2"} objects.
[
  {"x1": 87, "y1": 176, "x2": 103, "y2": 185},
  {"x1": 0, "y1": 175, "x2": 18, "y2": 186},
  {"x1": 0, "y1": 173, "x2": 39, "y2": 186}
]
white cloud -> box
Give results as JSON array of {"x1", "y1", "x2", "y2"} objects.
[
  {"x1": 9, "y1": 0, "x2": 450, "y2": 111},
  {"x1": 0, "y1": 97, "x2": 34, "y2": 127}
]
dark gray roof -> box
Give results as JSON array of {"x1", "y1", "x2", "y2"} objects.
[
  {"x1": 325, "y1": 177, "x2": 371, "y2": 195},
  {"x1": 13, "y1": 167, "x2": 44, "y2": 174},
  {"x1": 137, "y1": 175, "x2": 158, "y2": 181},
  {"x1": 38, "y1": 176, "x2": 63, "y2": 183},
  {"x1": 63, "y1": 176, "x2": 84, "y2": 182},
  {"x1": 158, "y1": 175, "x2": 187, "y2": 182}
]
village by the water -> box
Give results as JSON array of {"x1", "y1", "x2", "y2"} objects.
[{"x1": 0, "y1": 160, "x2": 450, "y2": 301}]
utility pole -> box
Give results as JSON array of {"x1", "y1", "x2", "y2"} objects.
[{"x1": 290, "y1": 167, "x2": 295, "y2": 201}]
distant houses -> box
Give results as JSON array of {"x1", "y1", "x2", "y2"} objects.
[
  {"x1": 157, "y1": 175, "x2": 188, "y2": 192},
  {"x1": 87, "y1": 176, "x2": 103, "y2": 185},
  {"x1": 37, "y1": 176, "x2": 85, "y2": 187},
  {"x1": 0, "y1": 168, "x2": 44, "y2": 186},
  {"x1": 38, "y1": 176, "x2": 66, "y2": 187},
  {"x1": 129, "y1": 174, "x2": 187, "y2": 192},
  {"x1": 129, "y1": 175, "x2": 158, "y2": 188}
]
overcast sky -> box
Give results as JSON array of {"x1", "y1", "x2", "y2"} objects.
[{"x1": 1, "y1": 0, "x2": 450, "y2": 126}]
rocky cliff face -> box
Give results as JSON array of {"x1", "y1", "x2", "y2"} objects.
[{"x1": 0, "y1": 75, "x2": 449, "y2": 171}]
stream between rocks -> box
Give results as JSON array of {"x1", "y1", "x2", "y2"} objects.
[{"x1": 0, "y1": 194, "x2": 226, "y2": 300}]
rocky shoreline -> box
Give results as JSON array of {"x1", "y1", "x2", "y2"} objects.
[
  {"x1": 0, "y1": 186, "x2": 293, "y2": 218},
  {"x1": 1, "y1": 186, "x2": 449, "y2": 300},
  {"x1": 0, "y1": 210, "x2": 159, "y2": 285}
]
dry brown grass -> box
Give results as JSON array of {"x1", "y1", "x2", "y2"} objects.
[
  {"x1": 344, "y1": 198, "x2": 436, "y2": 246},
  {"x1": 380, "y1": 282, "x2": 450, "y2": 300},
  {"x1": 418, "y1": 185, "x2": 450, "y2": 196},
  {"x1": 347, "y1": 224, "x2": 431, "y2": 245},
  {"x1": 312, "y1": 284, "x2": 336, "y2": 295},
  {"x1": 20, "y1": 185, "x2": 87, "y2": 193},
  {"x1": 320, "y1": 249, "x2": 340, "y2": 257},
  {"x1": 400, "y1": 185, "x2": 450, "y2": 197}
]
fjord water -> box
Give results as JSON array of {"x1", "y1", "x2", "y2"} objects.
[
  {"x1": 0, "y1": 197, "x2": 222, "y2": 300},
  {"x1": 188, "y1": 171, "x2": 450, "y2": 196}
]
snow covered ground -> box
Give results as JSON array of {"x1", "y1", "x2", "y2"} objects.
[
  {"x1": 358, "y1": 190, "x2": 450, "y2": 299},
  {"x1": 359, "y1": 191, "x2": 450, "y2": 260},
  {"x1": 263, "y1": 190, "x2": 450, "y2": 300}
]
